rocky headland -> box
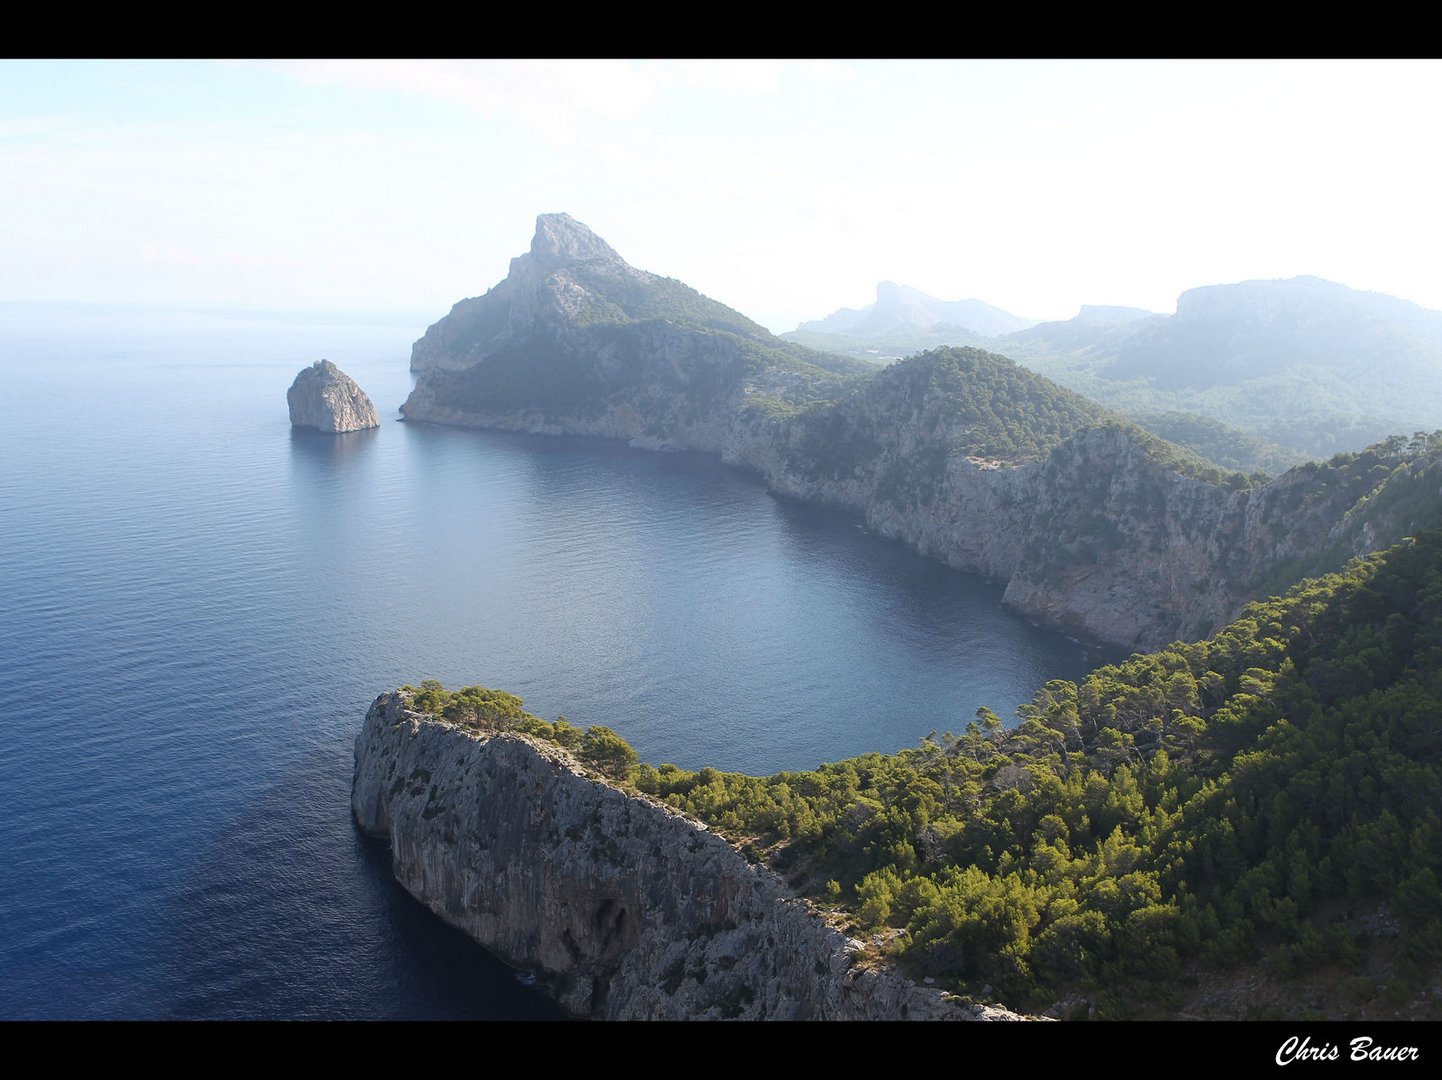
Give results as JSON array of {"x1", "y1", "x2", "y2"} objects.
[
  {"x1": 399, "y1": 214, "x2": 1442, "y2": 651},
  {"x1": 351, "y1": 689, "x2": 1030, "y2": 1021}
]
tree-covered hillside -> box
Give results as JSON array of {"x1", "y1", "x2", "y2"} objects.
[
  {"x1": 559, "y1": 264, "x2": 873, "y2": 377},
  {"x1": 642, "y1": 532, "x2": 1442, "y2": 1017},
  {"x1": 410, "y1": 528, "x2": 1442, "y2": 1018},
  {"x1": 1123, "y1": 410, "x2": 1308, "y2": 476},
  {"x1": 778, "y1": 346, "x2": 1256, "y2": 501}
]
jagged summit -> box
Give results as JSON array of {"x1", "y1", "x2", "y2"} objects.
[
  {"x1": 407, "y1": 214, "x2": 868, "y2": 386},
  {"x1": 410, "y1": 213, "x2": 648, "y2": 374},
  {"x1": 527, "y1": 212, "x2": 630, "y2": 272}
]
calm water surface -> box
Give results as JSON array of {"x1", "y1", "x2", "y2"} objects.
[{"x1": 0, "y1": 303, "x2": 1115, "y2": 1018}]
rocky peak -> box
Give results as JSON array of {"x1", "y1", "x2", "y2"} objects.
[
  {"x1": 874, "y1": 280, "x2": 906, "y2": 304},
  {"x1": 528, "y1": 212, "x2": 631, "y2": 273}
]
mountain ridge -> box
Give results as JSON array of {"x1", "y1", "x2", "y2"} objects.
[
  {"x1": 794, "y1": 281, "x2": 1036, "y2": 339},
  {"x1": 996, "y1": 276, "x2": 1442, "y2": 457}
]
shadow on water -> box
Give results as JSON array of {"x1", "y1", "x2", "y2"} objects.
[
  {"x1": 288, "y1": 424, "x2": 382, "y2": 461},
  {"x1": 764, "y1": 488, "x2": 1124, "y2": 672},
  {"x1": 160, "y1": 745, "x2": 561, "y2": 1020}
]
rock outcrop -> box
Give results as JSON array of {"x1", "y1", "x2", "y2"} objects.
[
  {"x1": 758, "y1": 418, "x2": 1442, "y2": 649},
  {"x1": 287, "y1": 360, "x2": 380, "y2": 433},
  {"x1": 352, "y1": 690, "x2": 1029, "y2": 1021}
]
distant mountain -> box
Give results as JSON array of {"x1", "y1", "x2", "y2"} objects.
[
  {"x1": 795, "y1": 281, "x2": 1036, "y2": 339},
  {"x1": 1104, "y1": 275, "x2": 1442, "y2": 390},
  {"x1": 777, "y1": 274, "x2": 1442, "y2": 459},
  {"x1": 785, "y1": 295, "x2": 1157, "y2": 367},
  {"x1": 998, "y1": 277, "x2": 1442, "y2": 458},
  {"x1": 1072, "y1": 304, "x2": 1157, "y2": 325},
  {"x1": 998, "y1": 305, "x2": 1163, "y2": 358}
]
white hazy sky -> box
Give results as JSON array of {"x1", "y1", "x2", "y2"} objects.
[{"x1": 4, "y1": 59, "x2": 1441, "y2": 332}]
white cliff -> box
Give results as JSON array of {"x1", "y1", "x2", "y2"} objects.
[{"x1": 352, "y1": 690, "x2": 1031, "y2": 1021}]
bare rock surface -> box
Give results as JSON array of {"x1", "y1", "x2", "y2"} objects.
[
  {"x1": 287, "y1": 359, "x2": 380, "y2": 433},
  {"x1": 352, "y1": 690, "x2": 1035, "y2": 1021}
]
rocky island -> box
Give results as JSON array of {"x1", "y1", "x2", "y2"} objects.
[{"x1": 287, "y1": 359, "x2": 380, "y2": 433}]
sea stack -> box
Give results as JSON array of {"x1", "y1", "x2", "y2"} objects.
[{"x1": 287, "y1": 360, "x2": 380, "y2": 433}]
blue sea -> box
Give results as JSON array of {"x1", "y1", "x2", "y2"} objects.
[{"x1": 0, "y1": 303, "x2": 1114, "y2": 1019}]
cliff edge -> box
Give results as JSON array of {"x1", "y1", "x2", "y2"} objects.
[{"x1": 352, "y1": 689, "x2": 1029, "y2": 1021}]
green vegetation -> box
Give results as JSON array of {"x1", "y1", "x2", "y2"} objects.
[
  {"x1": 422, "y1": 285, "x2": 869, "y2": 426},
  {"x1": 782, "y1": 327, "x2": 988, "y2": 362},
  {"x1": 398, "y1": 680, "x2": 636, "y2": 780},
  {"x1": 405, "y1": 526, "x2": 1442, "y2": 1017},
  {"x1": 862, "y1": 346, "x2": 1113, "y2": 463},
  {"x1": 1125, "y1": 410, "x2": 1308, "y2": 477},
  {"x1": 566, "y1": 267, "x2": 871, "y2": 375},
  {"x1": 642, "y1": 533, "x2": 1442, "y2": 1015},
  {"x1": 781, "y1": 348, "x2": 1259, "y2": 506},
  {"x1": 1093, "y1": 418, "x2": 1263, "y2": 490},
  {"x1": 1249, "y1": 432, "x2": 1442, "y2": 598},
  {"x1": 781, "y1": 345, "x2": 1109, "y2": 505}
]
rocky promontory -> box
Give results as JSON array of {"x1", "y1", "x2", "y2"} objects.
[
  {"x1": 351, "y1": 690, "x2": 1028, "y2": 1021},
  {"x1": 398, "y1": 215, "x2": 1442, "y2": 650},
  {"x1": 287, "y1": 359, "x2": 380, "y2": 433}
]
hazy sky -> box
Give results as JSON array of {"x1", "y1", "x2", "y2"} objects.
[{"x1": 4, "y1": 59, "x2": 1441, "y2": 332}]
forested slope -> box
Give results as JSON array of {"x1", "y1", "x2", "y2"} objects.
[{"x1": 406, "y1": 530, "x2": 1442, "y2": 1018}]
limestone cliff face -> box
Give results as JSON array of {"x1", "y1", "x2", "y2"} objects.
[
  {"x1": 758, "y1": 421, "x2": 1442, "y2": 650},
  {"x1": 352, "y1": 691, "x2": 1027, "y2": 1021},
  {"x1": 1002, "y1": 429, "x2": 1442, "y2": 646},
  {"x1": 286, "y1": 360, "x2": 380, "y2": 433},
  {"x1": 409, "y1": 213, "x2": 646, "y2": 374}
]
